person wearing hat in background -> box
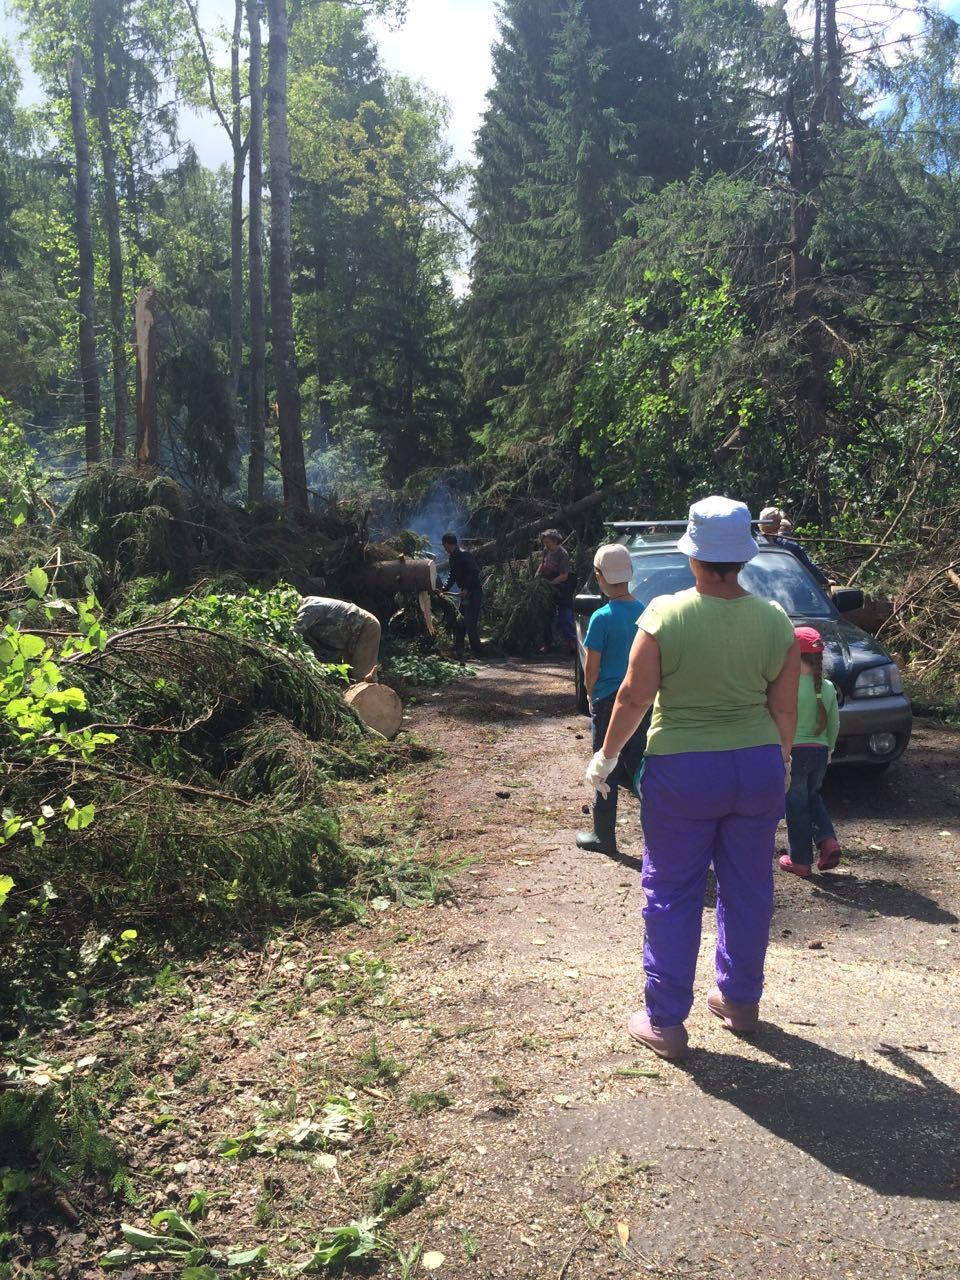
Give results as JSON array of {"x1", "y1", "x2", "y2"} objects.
[
  {"x1": 575, "y1": 544, "x2": 649, "y2": 856},
  {"x1": 587, "y1": 496, "x2": 800, "y2": 1059},
  {"x1": 779, "y1": 625, "x2": 842, "y2": 878},
  {"x1": 758, "y1": 506, "x2": 830, "y2": 588},
  {"x1": 536, "y1": 529, "x2": 577, "y2": 654}
]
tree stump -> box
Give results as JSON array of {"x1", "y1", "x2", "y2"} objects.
[{"x1": 344, "y1": 683, "x2": 403, "y2": 739}]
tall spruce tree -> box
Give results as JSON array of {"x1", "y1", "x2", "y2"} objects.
[{"x1": 464, "y1": 0, "x2": 765, "y2": 510}]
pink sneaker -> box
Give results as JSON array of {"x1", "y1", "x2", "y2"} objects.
[
  {"x1": 779, "y1": 854, "x2": 812, "y2": 879},
  {"x1": 816, "y1": 837, "x2": 842, "y2": 871},
  {"x1": 627, "y1": 1011, "x2": 689, "y2": 1060},
  {"x1": 707, "y1": 986, "x2": 759, "y2": 1033}
]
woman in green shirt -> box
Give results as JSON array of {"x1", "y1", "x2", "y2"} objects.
[{"x1": 586, "y1": 496, "x2": 800, "y2": 1059}]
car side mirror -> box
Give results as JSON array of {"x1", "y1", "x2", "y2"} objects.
[
  {"x1": 832, "y1": 587, "x2": 864, "y2": 613},
  {"x1": 574, "y1": 593, "x2": 602, "y2": 616}
]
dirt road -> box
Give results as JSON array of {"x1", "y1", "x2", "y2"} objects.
[
  {"x1": 33, "y1": 658, "x2": 960, "y2": 1278},
  {"x1": 382, "y1": 657, "x2": 960, "y2": 1278}
]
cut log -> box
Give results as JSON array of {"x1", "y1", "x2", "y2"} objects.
[
  {"x1": 344, "y1": 682, "x2": 403, "y2": 739},
  {"x1": 361, "y1": 558, "x2": 437, "y2": 594}
]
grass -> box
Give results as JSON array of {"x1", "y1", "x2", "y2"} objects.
[
  {"x1": 367, "y1": 1162, "x2": 437, "y2": 1221},
  {"x1": 355, "y1": 1037, "x2": 410, "y2": 1088},
  {"x1": 408, "y1": 1091, "x2": 453, "y2": 1116},
  {"x1": 303, "y1": 950, "x2": 392, "y2": 1016},
  {"x1": 173, "y1": 1055, "x2": 201, "y2": 1086}
]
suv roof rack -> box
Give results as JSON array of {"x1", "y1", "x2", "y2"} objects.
[
  {"x1": 605, "y1": 520, "x2": 768, "y2": 530},
  {"x1": 604, "y1": 521, "x2": 688, "y2": 529}
]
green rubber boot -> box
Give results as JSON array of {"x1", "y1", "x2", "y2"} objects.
[{"x1": 575, "y1": 803, "x2": 618, "y2": 855}]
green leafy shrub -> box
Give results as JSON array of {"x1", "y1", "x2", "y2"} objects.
[
  {"x1": 164, "y1": 583, "x2": 349, "y2": 683},
  {"x1": 384, "y1": 648, "x2": 473, "y2": 687}
]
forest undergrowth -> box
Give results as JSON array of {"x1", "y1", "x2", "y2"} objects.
[{"x1": 0, "y1": 466, "x2": 478, "y2": 1261}]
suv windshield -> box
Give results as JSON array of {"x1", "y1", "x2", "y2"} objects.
[{"x1": 623, "y1": 545, "x2": 835, "y2": 619}]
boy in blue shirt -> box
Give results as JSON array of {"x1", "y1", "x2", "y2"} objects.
[{"x1": 576, "y1": 544, "x2": 649, "y2": 855}]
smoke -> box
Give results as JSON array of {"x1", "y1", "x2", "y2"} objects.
[
  {"x1": 403, "y1": 475, "x2": 470, "y2": 557},
  {"x1": 305, "y1": 439, "x2": 383, "y2": 503}
]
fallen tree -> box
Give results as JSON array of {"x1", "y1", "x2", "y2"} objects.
[
  {"x1": 473, "y1": 486, "x2": 622, "y2": 563},
  {"x1": 0, "y1": 569, "x2": 433, "y2": 1024}
]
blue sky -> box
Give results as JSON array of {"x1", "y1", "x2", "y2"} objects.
[
  {"x1": 3, "y1": 0, "x2": 960, "y2": 170},
  {"x1": 1, "y1": 0, "x2": 498, "y2": 167}
]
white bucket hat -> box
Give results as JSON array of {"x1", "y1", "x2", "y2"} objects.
[
  {"x1": 593, "y1": 543, "x2": 633, "y2": 584},
  {"x1": 677, "y1": 496, "x2": 760, "y2": 564}
]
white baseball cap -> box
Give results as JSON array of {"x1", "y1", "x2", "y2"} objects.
[
  {"x1": 677, "y1": 496, "x2": 760, "y2": 564},
  {"x1": 593, "y1": 544, "x2": 634, "y2": 584}
]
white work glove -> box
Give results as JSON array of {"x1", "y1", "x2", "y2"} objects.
[
  {"x1": 585, "y1": 750, "x2": 619, "y2": 798},
  {"x1": 783, "y1": 754, "x2": 792, "y2": 793}
]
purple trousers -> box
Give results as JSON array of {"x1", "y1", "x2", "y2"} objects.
[{"x1": 639, "y1": 745, "x2": 785, "y2": 1027}]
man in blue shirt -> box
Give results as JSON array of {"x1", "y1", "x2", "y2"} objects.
[{"x1": 576, "y1": 544, "x2": 650, "y2": 856}]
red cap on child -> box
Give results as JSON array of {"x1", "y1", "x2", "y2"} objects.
[{"x1": 794, "y1": 625, "x2": 824, "y2": 654}]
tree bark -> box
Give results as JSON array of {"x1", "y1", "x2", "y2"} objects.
[
  {"x1": 229, "y1": 0, "x2": 244, "y2": 415},
  {"x1": 247, "y1": 0, "x2": 267, "y2": 501},
  {"x1": 91, "y1": 0, "x2": 128, "y2": 462},
  {"x1": 134, "y1": 285, "x2": 159, "y2": 466},
  {"x1": 266, "y1": 0, "x2": 308, "y2": 510},
  {"x1": 784, "y1": 0, "x2": 843, "y2": 524},
  {"x1": 68, "y1": 49, "x2": 101, "y2": 470},
  {"x1": 183, "y1": 0, "x2": 245, "y2": 472}
]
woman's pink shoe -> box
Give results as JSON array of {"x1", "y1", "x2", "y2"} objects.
[
  {"x1": 816, "y1": 837, "x2": 842, "y2": 871},
  {"x1": 627, "y1": 1012, "x2": 689, "y2": 1060},
  {"x1": 707, "y1": 986, "x2": 759, "y2": 1033},
  {"x1": 778, "y1": 854, "x2": 812, "y2": 879}
]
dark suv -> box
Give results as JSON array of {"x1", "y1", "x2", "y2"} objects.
[{"x1": 573, "y1": 523, "x2": 912, "y2": 772}]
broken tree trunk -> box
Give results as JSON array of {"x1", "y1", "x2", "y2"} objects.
[
  {"x1": 134, "y1": 286, "x2": 159, "y2": 467},
  {"x1": 91, "y1": 0, "x2": 128, "y2": 462}
]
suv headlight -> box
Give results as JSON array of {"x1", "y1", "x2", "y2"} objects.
[{"x1": 852, "y1": 664, "x2": 903, "y2": 698}]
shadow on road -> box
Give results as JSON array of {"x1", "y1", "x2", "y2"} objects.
[
  {"x1": 442, "y1": 674, "x2": 580, "y2": 721},
  {"x1": 686, "y1": 1026, "x2": 960, "y2": 1200},
  {"x1": 824, "y1": 732, "x2": 960, "y2": 831},
  {"x1": 810, "y1": 873, "x2": 959, "y2": 925}
]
